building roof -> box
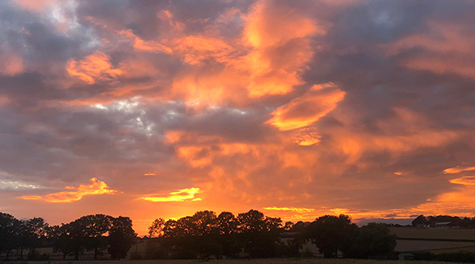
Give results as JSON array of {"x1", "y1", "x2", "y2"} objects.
[{"x1": 435, "y1": 222, "x2": 452, "y2": 225}]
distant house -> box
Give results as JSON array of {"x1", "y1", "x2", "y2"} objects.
[
  {"x1": 434, "y1": 222, "x2": 452, "y2": 229},
  {"x1": 415, "y1": 224, "x2": 428, "y2": 228}
]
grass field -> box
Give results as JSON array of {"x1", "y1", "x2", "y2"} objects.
[
  {"x1": 389, "y1": 227, "x2": 475, "y2": 253},
  {"x1": 390, "y1": 228, "x2": 475, "y2": 241},
  {"x1": 0, "y1": 260, "x2": 462, "y2": 264},
  {"x1": 395, "y1": 239, "x2": 475, "y2": 253}
]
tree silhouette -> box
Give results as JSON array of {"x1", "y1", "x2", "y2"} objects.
[
  {"x1": 79, "y1": 214, "x2": 111, "y2": 260},
  {"x1": 0, "y1": 210, "x2": 403, "y2": 260},
  {"x1": 412, "y1": 215, "x2": 428, "y2": 227},
  {"x1": 217, "y1": 212, "x2": 240, "y2": 257},
  {"x1": 18, "y1": 217, "x2": 48, "y2": 260},
  {"x1": 0, "y1": 213, "x2": 21, "y2": 260},
  {"x1": 108, "y1": 216, "x2": 136, "y2": 259},
  {"x1": 237, "y1": 210, "x2": 282, "y2": 258},
  {"x1": 343, "y1": 223, "x2": 396, "y2": 259},
  {"x1": 47, "y1": 224, "x2": 72, "y2": 259},
  {"x1": 148, "y1": 218, "x2": 165, "y2": 238},
  {"x1": 308, "y1": 214, "x2": 357, "y2": 258}
]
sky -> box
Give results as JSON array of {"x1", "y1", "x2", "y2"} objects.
[{"x1": 1, "y1": 0, "x2": 475, "y2": 236}]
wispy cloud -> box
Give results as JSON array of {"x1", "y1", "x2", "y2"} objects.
[
  {"x1": 444, "y1": 166, "x2": 475, "y2": 174},
  {"x1": 19, "y1": 178, "x2": 117, "y2": 203},
  {"x1": 0, "y1": 180, "x2": 42, "y2": 190}
]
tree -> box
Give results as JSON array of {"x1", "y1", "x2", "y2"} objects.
[
  {"x1": 67, "y1": 219, "x2": 88, "y2": 260},
  {"x1": 412, "y1": 215, "x2": 428, "y2": 227},
  {"x1": 343, "y1": 223, "x2": 396, "y2": 258},
  {"x1": 79, "y1": 214, "x2": 111, "y2": 260},
  {"x1": 217, "y1": 212, "x2": 238, "y2": 236},
  {"x1": 191, "y1": 211, "x2": 218, "y2": 237},
  {"x1": 148, "y1": 218, "x2": 165, "y2": 238},
  {"x1": 18, "y1": 217, "x2": 48, "y2": 260},
  {"x1": 47, "y1": 224, "x2": 73, "y2": 259},
  {"x1": 284, "y1": 221, "x2": 294, "y2": 231},
  {"x1": 237, "y1": 210, "x2": 282, "y2": 258},
  {"x1": 238, "y1": 210, "x2": 267, "y2": 233},
  {"x1": 217, "y1": 212, "x2": 240, "y2": 257},
  {"x1": 163, "y1": 219, "x2": 178, "y2": 238},
  {"x1": 308, "y1": 214, "x2": 357, "y2": 258},
  {"x1": 0, "y1": 213, "x2": 21, "y2": 260},
  {"x1": 108, "y1": 216, "x2": 137, "y2": 259}
]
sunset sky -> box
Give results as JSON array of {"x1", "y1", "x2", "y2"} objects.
[{"x1": 1, "y1": 0, "x2": 475, "y2": 236}]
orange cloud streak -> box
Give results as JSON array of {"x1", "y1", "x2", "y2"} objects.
[
  {"x1": 140, "y1": 187, "x2": 201, "y2": 202},
  {"x1": 67, "y1": 51, "x2": 123, "y2": 84},
  {"x1": 19, "y1": 178, "x2": 117, "y2": 203},
  {"x1": 444, "y1": 166, "x2": 475, "y2": 174},
  {"x1": 268, "y1": 83, "x2": 345, "y2": 131},
  {"x1": 450, "y1": 176, "x2": 475, "y2": 186}
]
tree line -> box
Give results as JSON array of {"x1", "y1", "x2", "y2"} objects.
[
  {"x1": 1, "y1": 210, "x2": 397, "y2": 261},
  {"x1": 144, "y1": 210, "x2": 397, "y2": 259},
  {"x1": 412, "y1": 215, "x2": 475, "y2": 228},
  {"x1": 0, "y1": 212, "x2": 136, "y2": 261}
]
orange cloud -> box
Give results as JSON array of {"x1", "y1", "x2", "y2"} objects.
[
  {"x1": 19, "y1": 178, "x2": 117, "y2": 203},
  {"x1": 164, "y1": 130, "x2": 319, "y2": 209},
  {"x1": 450, "y1": 176, "x2": 475, "y2": 186},
  {"x1": 241, "y1": 0, "x2": 324, "y2": 97},
  {"x1": 144, "y1": 173, "x2": 157, "y2": 176},
  {"x1": 291, "y1": 127, "x2": 322, "y2": 146},
  {"x1": 140, "y1": 187, "x2": 201, "y2": 202},
  {"x1": 402, "y1": 179, "x2": 475, "y2": 217},
  {"x1": 0, "y1": 95, "x2": 11, "y2": 106},
  {"x1": 444, "y1": 166, "x2": 475, "y2": 174},
  {"x1": 13, "y1": 0, "x2": 53, "y2": 13},
  {"x1": 268, "y1": 83, "x2": 345, "y2": 131},
  {"x1": 67, "y1": 51, "x2": 123, "y2": 84},
  {"x1": 174, "y1": 35, "x2": 234, "y2": 65},
  {"x1": 161, "y1": 2, "x2": 325, "y2": 106},
  {"x1": 331, "y1": 108, "x2": 463, "y2": 164},
  {"x1": 0, "y1": 47, "x2": 24, "y2": 76},
  {"x1": 307, "y1": 178, "x2": 475, "y2": 221},
  {"x1": 166, "y1": 131, "x2": 313, "y2": 171},
  {"x1": 244, "y1": 0, "x2": 321, "y2": 49}
]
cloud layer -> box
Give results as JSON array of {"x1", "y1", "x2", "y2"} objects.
[{"x1": 1, "y1": 0, "x2": 475, "y2": 235}]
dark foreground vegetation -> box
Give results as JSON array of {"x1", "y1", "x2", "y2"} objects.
[
  {"x1": 0, "y1": 213, "x2": 136, "y2": 260},
  {"x1": 1, "y1": 210, "x2": 397, "y2": 261},
  {"x1": 413, "y1": 252, "x2": 475, "y2": 263},
  {"x1": 7, "y1": 211, "x2": 475, "y2": 262},
  {"x1": 412, "y1": 214, "x2": 475, "y2": 228},
  {"x1": 142, "y1": 210, "x2": 396, "y2": 260}
]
